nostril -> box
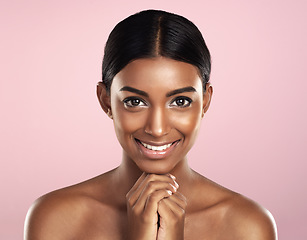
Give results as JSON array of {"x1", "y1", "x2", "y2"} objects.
[{"x1": 144, "y1": 128, "x2": 152, "y2": 135}]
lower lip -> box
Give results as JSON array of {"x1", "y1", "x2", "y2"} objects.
[{"x1": 135, "y1": 139, "x2": 179, "y2": 160}]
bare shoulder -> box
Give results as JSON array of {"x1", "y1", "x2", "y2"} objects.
[
  {"x1": 24, "y1": 170, "x2": 118, "y2": 240},
  {"x1": 24, "y1": 188, "x2": 91, "y2": 240},
  {"x1": 223, "y1": 194, "x2": 278, "y2": 240},
  {"x1": 189, "y1": 173, "x2": 278, "y2": 240}
]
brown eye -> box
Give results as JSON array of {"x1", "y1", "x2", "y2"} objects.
[
  {"x1": 170, "y1": 97, "x2": 192, "y2": 108},
  {"x1": 176, "y1": 98, "x2": 185, "y2": 106},
  {"x1": 123, "y1": 97, "x2": 146, "y2": 108},
  {"x1": 131, "y1": 99, "x2": 140, "y2": 106}
]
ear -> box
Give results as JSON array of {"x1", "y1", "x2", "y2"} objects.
[
  {"x1": 202, "y1": 83, "x2": 213, "y2": 118},
  {"x1": 97, "y1": 82, "x2": 113, "y2": 119}
]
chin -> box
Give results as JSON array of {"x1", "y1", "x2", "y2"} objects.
[{"x1": 136, "y1": 159, "x2": 177, "y2": 175}]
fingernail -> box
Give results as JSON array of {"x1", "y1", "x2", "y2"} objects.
[
  {"x1": 171, "y1": 184, "x2": 177, "y2": 192},
  {"x1": 167, "y1": 190, "x2": 172, "y2": 195},
  {"x1": 174, "y1": 181, "x2": 179, "y2": 188},
  {"x1": 169, "y1": 174, "x2": 176, "y2": 180}
]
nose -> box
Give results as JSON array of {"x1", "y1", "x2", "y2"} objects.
[{"x1": 144, "y1": 107, "x2": 171, "y2": 137}]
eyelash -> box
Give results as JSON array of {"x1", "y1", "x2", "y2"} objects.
[
  {"x1": 170, "y1": 96, "x2": 192, "y2": 108},
  {"x1": 123, "y1": 97, "x2": 147, "y2": 108},
  {"x1": 123, "y1": 96, "x2": 192, "y2": 108}
]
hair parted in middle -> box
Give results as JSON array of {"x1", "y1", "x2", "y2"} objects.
[{"x1": 102, "y1": 9, "x2": 211, "y2": 93}]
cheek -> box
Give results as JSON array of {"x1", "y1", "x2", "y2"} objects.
[
  {"x1": 170, "y1": 105, "x2": 202, "y2": 137},
  {"x1": 112, "y1": 102, "x2": 145, "y2": 137}
]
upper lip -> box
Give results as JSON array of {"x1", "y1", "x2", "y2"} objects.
[{"x1": 135, "y1": 138, "x2": 179, "y2": 146}]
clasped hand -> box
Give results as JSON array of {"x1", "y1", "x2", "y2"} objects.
[{"x1": 126, "y1": 173, "x2": 187, "y2": 240}]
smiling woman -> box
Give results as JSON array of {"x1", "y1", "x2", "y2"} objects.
[
  {"x1": 24, "y1": 10, "x2": 277, "y2": 240},
  {"x1": 108, "y1": 57, "x2": 206, "y2": 173}
]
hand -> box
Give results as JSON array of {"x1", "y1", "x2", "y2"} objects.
[
  {"x1": 126, "y1": 173, "x2": 179, "y2": 240},
  {"x1": 157, "y1": 191, "x2": 187, "y2": 240}
]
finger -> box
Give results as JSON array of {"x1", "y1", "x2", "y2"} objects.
[
  {"x1": 169, "y1": 192, "x2": 187, "y2": 210},
  {"x1": 142, "y1": 189, "x2": 173, "y2": 221},
  {"x1": 127, "y1": 174, "x2": 178, "y2": 208},
  {"x1": 158, "y1": 198, "x2": 175, "y2": 220},
  {"x1": 126, "y1": 172, "x2": 146, "y2": 197},
  {"x1": 158, "y1": 192, "x2": 187, "y2": 218},
  {"x1": 133, "y1": 181, "x2": 177, "y2": 213},
  {"x1": 126, "y1": 172, "x2": 147, "y2": 206},
  {"x1": 143, "y1": 174, "x2": 178, "y2": 190},
  {"x1": 158, "y1": 197, "x2": 186, "y2": 221}
]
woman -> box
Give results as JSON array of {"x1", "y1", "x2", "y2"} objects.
[{"x1": 24, "y1": 10, "x2": 277, "y2": 240}]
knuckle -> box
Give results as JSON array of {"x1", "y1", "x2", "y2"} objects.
[
  {"x1": 147, "y1": 192, "x2": 159, "y2": 203},
  {"x1": 126, "y1": 196, "x2": 134, "y2": 207},
  {"x1": 178, "y1": 208, "x2": 186, "y2": 219},
  {"x1": 147, "y1": 181, "x2": 155, "y2": 188},
  {"x1": 180, "y1": 208, "x2": 186, "y2": 215},
  {"x1": 147, "y1": 174, "x2": 156, "y2": 181},
  {"x1": 147, "y1": 190, "x2": 167, "y2": 204},
  {"x1": 155, "y1": 190, "x2": 164, "y2": 198}
]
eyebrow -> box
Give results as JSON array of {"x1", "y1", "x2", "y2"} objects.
[
  {"x1": 119, "y1": 86, "x2": 196, "y2": 97},
  {"x1": 166, "y1": 86, "x2": 196, "y2": 97},
  {"x1": 119, "y1": 86, "x2": 149, "y2": 97}
]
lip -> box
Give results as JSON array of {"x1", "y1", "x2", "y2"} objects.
[{"x1": 135, "y1": 138, "x2": 180, "y2": 160}]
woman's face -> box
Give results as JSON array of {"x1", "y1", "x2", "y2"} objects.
[{"x1": 109, "y1": 57, "x2": 211, "y2": 174}]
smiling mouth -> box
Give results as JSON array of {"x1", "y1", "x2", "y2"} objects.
[{"x1": 135, "y1": 139, "x2": 178, "y2": 151}]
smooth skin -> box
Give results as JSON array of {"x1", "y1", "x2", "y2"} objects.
[{"x1": 24, "y1": 57, "x2": 278, "y2": 240}]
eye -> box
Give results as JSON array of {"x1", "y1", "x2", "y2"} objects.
[
  {"x1": 170, "y1": 96, "x2": 192, "y2": 108},
  {"x1": 123, "y1": 97, "x2": 147, "y2": 108}
]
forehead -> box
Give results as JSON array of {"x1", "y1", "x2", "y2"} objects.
[{"x1": 111, "y1": 57, "x2": 203, "y2": 93}]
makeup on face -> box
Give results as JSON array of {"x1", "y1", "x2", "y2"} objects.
[{"x1": 110, "y1": 57, "x2": 205, "y2": 173}]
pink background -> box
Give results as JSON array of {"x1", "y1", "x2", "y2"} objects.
[{"x1": 1, "y1": 0, "x2": 306, "y2": 239}]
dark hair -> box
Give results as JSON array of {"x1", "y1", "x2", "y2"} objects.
[{"x1": 102, "y1": 9, "x2": 211, "y2": 93}]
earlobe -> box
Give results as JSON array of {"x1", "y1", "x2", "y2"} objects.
[
  {"x1": 96, "y1": 82, "x2": 112, "y2": 119},
  {"x1": 202, "y1": 83, "x2": 213, "y2": 118},
  {"x1": 107, "y1": 108, "x2": 113, "y2": 119}
]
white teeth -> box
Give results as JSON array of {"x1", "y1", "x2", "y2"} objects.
[{"x1": 141, "y1": 142, "x2": 172, "y2": 151}]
